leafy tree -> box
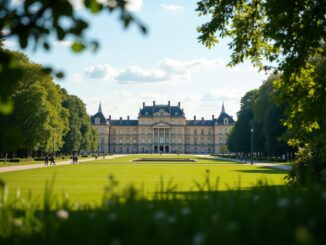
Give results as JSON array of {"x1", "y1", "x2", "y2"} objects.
[
  {"x1": 0, "y1": 50, "x2": 69, "y2": 156},
  {"x1": 227, "y1": 90, "x2": 258, "y2": 153},
  {"x1": 197, "y1": 0, "x2": 326, "y2": 182},
  {"x1": 197, "y1": 0, "x2": 325, "y2": 70},
  {"x1": 89, "y1": 126, "x2": 99, "y2": 153},
  {"x1": 61, "y1": 90, "x2": 94, "y2": 154},
  {"x1": 228, "y1": 76, "x2": 292, "y2": 158},
  {"x1": 278, "y1": 49, "x2": 326, "y2": 183},
  {"x1": 0, "y1": 0, "x2": 147, "y2": 114},
  {"x1": 252, "y1": 75, "x2": 291, "y2": 156}
]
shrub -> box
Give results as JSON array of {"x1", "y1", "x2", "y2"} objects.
[{"x1": 8, "y1": 158, "x2": 20, "y2": 162}]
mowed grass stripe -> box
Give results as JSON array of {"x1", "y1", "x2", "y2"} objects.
[{"x1": 0, "y1": 155, "x2": 287, "y2": 204}]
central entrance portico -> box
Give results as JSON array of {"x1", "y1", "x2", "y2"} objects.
[{"x1": 152, "y1": 124, "x2": 170, "y2": 153}]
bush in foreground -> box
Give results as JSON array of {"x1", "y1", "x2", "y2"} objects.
[{"x1": 0, "y1": 177, "x2": 325, "y2": 245}]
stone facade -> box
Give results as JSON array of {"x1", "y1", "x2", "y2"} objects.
[{"x1": 91, "y1": 101, "x2": 235, "y2": 154}]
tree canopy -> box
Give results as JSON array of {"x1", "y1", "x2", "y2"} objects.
[
  {"x1": 0, "y1": 0, "x2": 147, "y2": 114},
  {"x1": 197, "y1": 0, "x2": 326, "y2": 182},
  {"x1": 197, "y1": 0, "x2": 325, "y2": 71},
  {"x1": 227, "y1": 89, "x2": 257, "y2": 153},
  {"x1": 61, "y1": 89, "x2": 98, "y2": 154},
  {"x1": 227, "y1": 76, "x2": 292, "y2": 157},
  {"x1": 0, "y1": 49, "x2": 97, "y2": 157}
]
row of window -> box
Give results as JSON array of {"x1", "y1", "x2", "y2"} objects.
[
  {"x1": 108, "y1": 128, "x2": 228, "y2": 135},
  {"x1": 110, "y1": 147, "x2": 214, "y2": 154},
  {"x1": 109, "y1": 137, "x2": 226, "y2": 145}
]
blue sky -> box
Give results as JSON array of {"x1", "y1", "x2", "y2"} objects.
[{"x1": 5, "y1": 0, "x2": 268, "y2": 119}]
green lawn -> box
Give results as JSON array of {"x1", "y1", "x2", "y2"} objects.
[{"x1": 0, "y1": 154, "x2": 287, "y2": 205}]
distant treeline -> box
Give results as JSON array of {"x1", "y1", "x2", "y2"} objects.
[
  {"x1": 0, "y1": 49, "x2": 98, "y2": 158},
  {"x1": 227, "y1": 75, "x2": 294, "y2": 158}
]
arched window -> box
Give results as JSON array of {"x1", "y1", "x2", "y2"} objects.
[{"x1": 224, "y1": 118, "x2": 229, "y2": 125}]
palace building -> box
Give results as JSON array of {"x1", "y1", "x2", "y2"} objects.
[{"x1": 91, "y1": 101, "x2": 235, "y2": 154}]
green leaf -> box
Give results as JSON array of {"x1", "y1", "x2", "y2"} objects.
[
  {"x1": 42, "y1": 67, "x2": 53, "y2": 74},
  {"x1": 19, "y1": 34, "x2": 28, "y2": 49},
  {"x1": 0, "y1": 99, "x2": 14, "y2": 115},
  {"x1": 85, "y1": 0, "x2": 102, "y2": 13},
  {"x1": 43, "y1": 42, "x2": 50, "y2": 50},
  {"x1": 71, "y1": 42, "x2": 86, "y2": 53},
  {"x1": 55, "y1": 71, "x2": 65, "y2": 79}
]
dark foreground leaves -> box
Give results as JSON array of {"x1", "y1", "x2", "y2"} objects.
[{"x1": 0, "y1": 180, "x2": 325, "y2": 245}]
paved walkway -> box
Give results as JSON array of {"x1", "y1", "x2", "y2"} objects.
[
  {"x1": 196, "y1": 155, "x2": 292, "y2": 171},
  {"x1": 0, "y1": 155, "x2": 126, "y2": 174}
]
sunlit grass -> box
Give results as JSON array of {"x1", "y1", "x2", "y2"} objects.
[{"x1": 0, "y1": 155, "x2": 287, "y2": 205}]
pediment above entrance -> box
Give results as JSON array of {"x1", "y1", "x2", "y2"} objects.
[{"x1": 152, "y1": 122, "x2": 171, "y2": 127}]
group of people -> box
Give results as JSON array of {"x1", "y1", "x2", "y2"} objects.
[
  {"x1": 44, "y1": 154, "x2": 56, "y2": 166},
  {"x1": 44, "y1": 153, "x2": 79, "y2": 166}
]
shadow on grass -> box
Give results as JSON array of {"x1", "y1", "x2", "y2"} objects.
[
  {"x1": 153, "y1": 184, "x2": 288, "y2": 200},
  {"x1": 232, "y1": 166, "x2": 288, "y2": 174}
]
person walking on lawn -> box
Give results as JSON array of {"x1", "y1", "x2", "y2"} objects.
[
  {"x1": 50, "y1": 154, "x2": 56, "y2": 166},
  {"x1": 44, "y1": 154, "x2": 49, "y2": 166}
]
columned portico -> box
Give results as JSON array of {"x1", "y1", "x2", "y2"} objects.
[{"x1": 153, "y1": 127, "x2": 170, "y2": 153}]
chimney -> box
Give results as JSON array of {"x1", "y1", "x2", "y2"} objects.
[
  {"x1": 194, "y1": 116, "x2": 196, "y2": 120},
  {"x1": 127, "y1": 115, "x2": 130, "y2": 120},
  {"x1": 212, "y1": 115, "x2": 214, "y2": 120},
  {"x1": 143, "y1": 102, "x2": 145, "y2": 107},
  {"x1": 153, "y1": 101, "x2": 155, "y2": 106},
  {"x1": 168, "y1": 101, "x2": 170, "y2": 106},
  {"x1": 201, "y1": 117, "x2": 204, "y2": 121},
  {"x1": 178, "y1": 102, "x2": 181, "y2": 107},
  {"x1": 109, "y1": 115, "x2": 111, "y2": 121},
  {"x1": 119, "y1": 117, "x2": 122, "y2": 120}
]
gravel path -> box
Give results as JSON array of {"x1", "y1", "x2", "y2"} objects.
[{"x1": 0, "y1": 155, "x2": 126, "y2": 174}]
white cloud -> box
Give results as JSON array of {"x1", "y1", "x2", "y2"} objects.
[
  {"x1": 126, "y1": 0, "x2": 143, "y2": 12},
  {"x1": 53, "y1": 40, "x2": 73, "y2": 47},
  {"x1": 84, "y1": 64, "x2": 116, "y2": 80},
  {"x1": 117, "y1": 58, "x2": 224, "y2": 84},
  {"x1": 160, "y1": 3, "x2": 183, "y2": 11},
  {"x1": 84, "y1": 58, "x2": 225, "y2": 84},
  {"x1": 116, "y1": 66, "x2": 167, "y2": 84}
]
